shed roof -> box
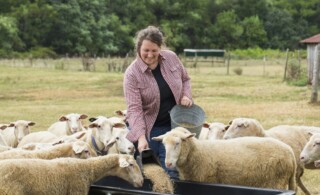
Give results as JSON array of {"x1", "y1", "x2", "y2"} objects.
[{"x1": 300, "y1": 33, "x2": 320, "y2": 44}]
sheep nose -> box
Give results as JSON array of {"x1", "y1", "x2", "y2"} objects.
[
  {"x1": 300, "y1": 156, "x2": 304, "y2": 160},
  {"x1": 166, "y1": 162, "x2": 172, "y2": 168}
]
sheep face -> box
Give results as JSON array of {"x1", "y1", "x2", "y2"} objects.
[
  {"x1": 10, "y1": 120, "x2": 35, "y2": 143},
  {"x1": 110, "y1": 129, "x2": 135, "y2": 155},
  {"x1": 223, "y1": 118, "x2": 262, "y2": 139},
  {"x1": 300, "y1": 133, "x2": 320, "y2": 165},
  {"x1": 89, "y1": 117, "x2": 113, "y2": 151},
  {"x1": 72, "y1": 141, "x2": 97, "y2": 158},
  {"x1": 60, "y1": 113, "x2": 87, "y2": 134},
  {"x1": 152, "y1": 127, "x2": 194, "y2": 169},
  {"x1": 117, "y1": 155, "x2": 144, "y2": 188},
  {"x1": 208, "y1": 122, "x2": 228, "y2": 140}
]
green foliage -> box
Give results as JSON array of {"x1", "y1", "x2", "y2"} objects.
[
  {"x1": 231, "y1": 48, "x2": 287, "y2": 59},
  {"x1": 0, "y1": 0, "x2": 319, "y2": 56},
  {"x1": 285, "y1": 59, "x2": 308, "y2": 87}
]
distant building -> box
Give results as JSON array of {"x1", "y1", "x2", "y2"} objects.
[{"x1": 300, "y1": 34, "x2": 320, "y2": 84}]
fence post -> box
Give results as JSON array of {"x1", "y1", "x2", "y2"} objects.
[
  {"x1": 283, "y1": 48, "x2": 289, "y2": 81},
  {"x1": 310, "y1": 45, "x2": 319, "y2": 103}
]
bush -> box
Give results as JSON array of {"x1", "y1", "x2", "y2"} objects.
[{"x1": 233, "y1": 67, "x2": 243, "y2": 75}]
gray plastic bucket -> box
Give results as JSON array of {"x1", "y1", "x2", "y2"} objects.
[{"x1": 170, "y1": 104, "x2": 206, "y2": 137}]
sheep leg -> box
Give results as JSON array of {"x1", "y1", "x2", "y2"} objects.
[{"x1": 296, "y1": 167, "x2": 311, "y2": 195}]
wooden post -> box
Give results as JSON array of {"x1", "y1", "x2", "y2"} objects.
[
  {"x1": 226, "y1": 51, "x2": 230, "y2": 75},
  {"x1": 310, "y1": 44, "x2": 319, "y2": 103},
  {"x1": 283, "y1": 48, "x2": 289, "y2": 81}
]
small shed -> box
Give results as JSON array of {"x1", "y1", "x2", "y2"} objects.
[
  {"x1": 300, "y1": 34, "x2": 320, "y2": 84},
  {"x1": 300, "y1": 34, "x2": 320, "y2": 103}
]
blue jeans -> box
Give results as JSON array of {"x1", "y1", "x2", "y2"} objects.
[{"x1": 148, "y1": 126, "x2": 179, "y2": 180}]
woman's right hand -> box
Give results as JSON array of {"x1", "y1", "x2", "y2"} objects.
[{"x1": 137, "y1": 135, "x2": 149, "y2": 153}]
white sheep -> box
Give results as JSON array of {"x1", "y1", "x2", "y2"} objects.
[
  {"x1": 17, "y1": 131, "x2": 59, "y2": 148},
  {"x1": 107, "y1": 127, "x2": 135, "y2": 155},
  {"x1": 48, "y1": 113, "x2": 88, "y2": 136},
  {"x1": 0, "y1": 154, "x2": 143, "y2": 195},
  {"x1": 199, "y1": 122, "x2": 228, "y2": 140},
  {"x1": 0, "y1": 124, "x2": 8, "y2": 146},
  {"x1": 300, "y1": 132, "x2": 320, "y2": 167},
  {"x1": 0, "y1": 141, "x2": 97, "y2": 159},
  {"x1": 152, "y1": 127, "x2": 297, "y2": 191},
  {"x1": 0, "y1": 145, "x2": 11, "y2": 152},
  {"x1": 1, "y1": 120, "x2": 35, "y2": 147},
  {"x1": 17, "y1": 131, "x2": 87, "y2": 149},
  {"x1": 222, "y1": 118, "x2": 317, "y2": 195}
]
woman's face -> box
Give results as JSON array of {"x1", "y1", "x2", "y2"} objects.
[{"x1": 139, "y1": 40, "x2": 160, "y2": 68}]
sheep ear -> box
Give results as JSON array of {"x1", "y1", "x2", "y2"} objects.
[
  {"x1": 0, "y1": 125, "x2": 7, "y2": 130},
  {"x1": 8, "y1": 123, "x2": 15, "y2": 127},
  {"x1": 28, "y1": 121, "x2": 36, "y2": 126},
  {"x1": 119, "y1": 157, "x2": 130, "y2": 168},
  {"x1": 72, "y1": 143, "x2": 85, "y2": 154},
  {"x1": 228, "y1": 120, "x2": 233, "y2": 125},
  {"x1": 106, "y1": 138, "x2": 117, "y2": 148},
  {"x1": 113, "y1": 123, "x2": 126, "y2": 129},
  {"x1": 80, "y1": 114, "x2": 88, "y2": 119},
  {"x1": 152, "y1": 134, "x2": 165, "y2": 141},
  {"x1": 88, "y1": 117, "x2": 97, "y2": 122},
  {"x1": 59, "y1": 116, "x2": 68, "y2": 121},
  {"x1": 115, "y1": 110, "x2": 125, "y2": 117},
  {"x1": 203, "y1": 122, "x2": 209, "y2": 128},
  {"x1": 182, "y1": 133, "x2": 195, "y2": 140},
  {"x1": 223, "y1": 125, "x2": 230, "y2": 132},
  {"x1": 72, "y1": 131, "x2": 86, "y2": 139}
]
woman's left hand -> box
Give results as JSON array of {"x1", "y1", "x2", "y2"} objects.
[{"x1": 180, "y1": 96, "x2": 193, "y2": 107}]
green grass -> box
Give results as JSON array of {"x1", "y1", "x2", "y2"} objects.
[{"x1": 0, "y1": 60, "x2": 319, "y2": 194}]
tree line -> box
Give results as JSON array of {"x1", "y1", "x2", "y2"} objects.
[{"x1": 0, "y1": 0, "x2": 319, "y2": 58}]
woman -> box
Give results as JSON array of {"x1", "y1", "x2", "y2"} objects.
[{"x1": 123, "y1": 26, "x2": 193, "y2": 179}]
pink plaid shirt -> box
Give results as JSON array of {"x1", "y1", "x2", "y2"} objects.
[{"x1": 124, "y1": 50, "x2": 192, "y2": 142}]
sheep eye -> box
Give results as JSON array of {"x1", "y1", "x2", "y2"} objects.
[{"x1": 116, "y1": 137, "x2": 120, "y2": 140}]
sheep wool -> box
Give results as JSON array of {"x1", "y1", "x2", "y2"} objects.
[
  {"x1": 153, "y1": 127, "x2": 297, "y2": 191},
  {"x1": 142, "y1": 163, "x2": 174, "y2": 194},
  {"x1": 0, "y1": 154, "x2": 143, "y2": 195}
]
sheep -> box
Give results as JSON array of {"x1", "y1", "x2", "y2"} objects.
[
  {"x1": 300, "y1": 132, "x2": 320, "y2": 167},
  {"x1": 0, "y1": 120, "x2": 35, "y2": 147},
  {"x1": 17, "y1": 130, "x2": 87, "y2": 149},
  {"x1": 222, "y1": 118, "x2": 316, "y2": 195},
  {"x1": 0, "y1": 145, "x2": 11, "y2": 152},
  {"x1": 0, "y1": 141, "x2": 97, "y2": 160},
  {"x1": 17, "y1": 131, "x2": 59, "y2": 148},
  {"x1": 199, "y1": 122, "x2": 228, "y2": 140},
  {"x1": 106, "y1": 127, "x2": 135, "y2": 155},
  {"x1": 0, "y1": 154, "x2": 143, "y2": 195},
  {"x1": 0, "y1": 125, "x2": 8, "y2": 146},
  {"x1": 142, "y1": 163, "x2": 174, "y2": 194},
  {"x1": 152, "y1": 127, "x2": 297, "y2": 191},
  {"x1": 48, "y1": 113, "x2": 88, "y2": 136},
  {"x1": 87, "y1": 116, "x2": 134, "y2": 155}
]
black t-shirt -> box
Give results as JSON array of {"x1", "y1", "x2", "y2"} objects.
[{"x1": 151, "y1": 64, "x2": 176, "y2": 127}]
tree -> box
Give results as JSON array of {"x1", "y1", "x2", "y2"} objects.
[
  {"x1": 0, "y1": 15, "x2": 23, "y2": 55},
  {"x1": 240, "y1": 16, "x2": 267, "y2": 48},
  {"x1": 211, "y1": 10, "x2": 243, "y2": 50}
]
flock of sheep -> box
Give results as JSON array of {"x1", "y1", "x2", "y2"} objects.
[
  {"x1": 199, "y1": 118, "x2": 320, "y2": 195},
  {"x1": 0, "y1": 110, "x2": 319, "y2": 195}
]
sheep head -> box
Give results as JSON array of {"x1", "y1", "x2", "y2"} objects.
[
  {"x1": 223, "y1": 118, "x2": 264, "y2": 139},
  {"x1": 152, "y1": 127, "x2": 194, "y2": 169},
  {"x1": 300, "y1": 133, "x2": 320, "y2": 166},
  {"x1": 117, "y1": 155, "x2": 144, "y2": 188}
]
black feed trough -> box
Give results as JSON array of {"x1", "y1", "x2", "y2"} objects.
[{"x1": 89, "y1": 176, "x2": 296, "y2": 195}]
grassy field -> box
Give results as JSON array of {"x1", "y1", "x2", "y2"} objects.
[{"x1": 0, "y1": 59, "x2": 319, "y2": 194}]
